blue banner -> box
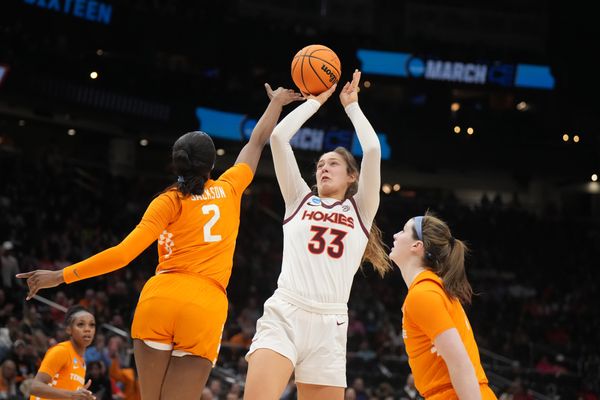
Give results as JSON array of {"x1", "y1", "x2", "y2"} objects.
[
  {"x1": 357, "y1": 49, "x2": 554, "y2": 90},
  {"x1": 195, "y1": 107, "x2": 391, "y2": 160},
  {"x1": 23, "y1": 0, "x2": 112, "y2": 25}
]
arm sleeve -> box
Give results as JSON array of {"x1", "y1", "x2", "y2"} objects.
[
  {"x1": 405, "y1": 289, "x2": 456, "y2": 341},
  {"x1": 109, "y1": 356, "x2": 125, "y2": 382},
  {"x1": 37, "y1": 345, "x2": 69, "y2": 378},
  {"x1": 217, "y1": 163, "x2": 254, "y2": 197},
  {"x1": 346, "y1": 102, "x2": 381, "y2": 226},
  {"x1": 63, "y1": 193, "x2": 180, "y2": 283},
  {"x1": 270, "y1": 99, "x2": 319, "y2": 216}
]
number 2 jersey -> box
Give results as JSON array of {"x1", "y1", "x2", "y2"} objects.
[{"x1": 62, "y1": 163, "x2": 253, "y2": 291}]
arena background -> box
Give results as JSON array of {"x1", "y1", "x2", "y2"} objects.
[{"x1": 1, "y1": 1, "x2": 599, "y2": 399}]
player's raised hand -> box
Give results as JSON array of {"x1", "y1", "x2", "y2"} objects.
[
  {"x1": 71, "y1": 380, "x2": 95, "y2": 399},
  {"x1": 264, "y1": 83, "x2": 304, "y2": 106},
  {"x1": 339, "y1": 69, "x2": 361, "y2": 108},
  {"x1": 303, "y1": 83, "x2": 337, "y2": 105},
  {"x1": 16, "y1": 269, "x2": 64, "y2": 300}
]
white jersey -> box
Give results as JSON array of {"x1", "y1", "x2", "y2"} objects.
[
  {"x1": 277, "y1": 193, "x2": 370, "y2": 303},
  {"x1": 270, "y1": 99, "x2": 381, "y2": 308}
]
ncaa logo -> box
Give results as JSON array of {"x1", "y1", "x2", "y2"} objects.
[{"x1": 308, "y1": 197, "x2": 321, "y2": 206}]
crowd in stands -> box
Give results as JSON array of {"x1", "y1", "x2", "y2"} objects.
[{"x1": 1, "y1": 145, "x2": 599, "y2": 400}]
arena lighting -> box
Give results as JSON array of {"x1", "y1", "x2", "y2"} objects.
[
  {"x1": 216, "y1": 148, "x2": 225, "y2": 156},
  {"x1": 451, "y1": 102, "x2": 460, "y2": 112},
  {"x1": 90, "y1": 71, "x2": 98, "y2": 79},
  {"x1": 393, "y1": 184, "x2": 401, "y2": 191},
  {"x1": 453, "y1": 126, "x2": 461, "y2": 134},
  {"x1": 516, "y1": 101, "x2": 528, "y2": 111},
  {"x1": 592, "y1": 174, "x2": 598, "y2": 182},
  {"x1": 67, "y1": 129, "x2": 76, "y2": 136},
  {"x1": 364, "y1": 81, "x2": 371, "y2": 88},
  {"x1": 139, "y1": 139, "x2": 148, "y2": 146},
  {"x1": 382, "y1": 184, "x2": 392, "y2": 194},
  {"x1": 573, "y1": 135, "x2": 580, "y2": 143},
  {"x1": 562, "y1": 134, "x2": 569, "y2": 142},
  {"x1": 96, "y1": 49, "x2": 104, "y2": 56},
  {"x1": 18, "y1": 120, "x2": 25, "y2": 126},
  {"x1": 467, "y1": 127, "x2": 474, "y2": 135}
]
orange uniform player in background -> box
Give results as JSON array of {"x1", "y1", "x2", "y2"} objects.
[
  {"x1": 18, "y1": 84, "x2": 303, "y2": 400},
  {"x1": 29, "y1": 306, "x2": 96, "y2": 400},
  {"x1": 390, "y1": 213, "x2": 497, "y2": 400}
]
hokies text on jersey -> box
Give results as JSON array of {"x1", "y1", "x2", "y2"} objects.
[{"x1": 301, "y1": 210, "x2": 354, "y2": 229}]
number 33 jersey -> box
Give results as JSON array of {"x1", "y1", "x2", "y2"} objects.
[{"x1": 277, "y1": 193, "x2": 370, "y2": 304}]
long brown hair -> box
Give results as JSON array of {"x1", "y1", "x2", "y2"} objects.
[
  {"x1": 413, "y1": 211, "x2": 473, "y2": 304},
  {"x1": 312, "y1": 146, "x2": 391, "y2": 277}
]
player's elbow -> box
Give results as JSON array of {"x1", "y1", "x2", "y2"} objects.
[
  {"x1": 362, "y1": 145, "x2": 381, "y2": 159},
  {"x1": 29, "y1": 380, "x2": 46, "y2": 395}
]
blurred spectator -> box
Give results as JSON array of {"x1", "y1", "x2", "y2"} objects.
[
  {"x1": 351, "y1": 377, "x2": 368, "y2": 400},
  {"x1": 109, "y1": 351, "x2": 139, "y2": 400},
  {"x1": 0, "y1": 241, "x2": 21, "y2": 295},
  {"x1": 499, "y1": 378, "x2": 534, "y2": 400},
  {"x1": 85, "y1": 333, "x2": 111, "y2": 368},
  {"x1": 6, "y1": 340, "x2": 36, "y2": 386},
  {"x1": 201, "y1": 387, "x2": 214, "y2": 399},
  {"x1": 0, "y1": 359, "x2": 19, "y2": 399},
  {"x1": 87, "y1": 360, "x2": 113, "y2": 400},
  {"x1": 399, "y1": 374, "x2": 422, "y2": 400},
  {"x1": 345, "y1": 387, "x2": 357, "y2": 400},
  {"x1": 208, "y1": 378, "x2": 223, "y2": 399}
]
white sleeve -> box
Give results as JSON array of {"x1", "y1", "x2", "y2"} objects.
[
  {"x1": 271, "y1": 99, "x2": 320, "y2": 216},
  {"x1": 345, "y1": 102, "x2": 381, "y2": 227}
]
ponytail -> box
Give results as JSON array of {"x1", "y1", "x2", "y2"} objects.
[
  {"x1": 174, "y1": 175, "x2": 208, "y2": 197},
  {"x1": 164, "y1": 131, "x2": 215, "y2": 197},
  {"x1": 362, "y1": 221, "x2": 392, "y2": 277},
  {"x1": 419, "y1": 212, "x2": 473, "y2": 304}
]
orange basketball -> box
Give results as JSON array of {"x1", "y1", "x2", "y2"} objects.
[{"x1": 291, "y1": 44, "x2": 341, "y2": 96}]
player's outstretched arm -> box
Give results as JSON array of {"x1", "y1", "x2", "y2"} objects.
[{"x1": 235, "y1": 84, "x2": 302, "y2": 173}]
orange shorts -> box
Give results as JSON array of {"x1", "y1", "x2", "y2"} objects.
[
  {"x1": 427, "y1": 384, "x2": 497, "y2": 400},
  {"x1": 131, "y1": 271, "x2": 227, "y2": 364}
]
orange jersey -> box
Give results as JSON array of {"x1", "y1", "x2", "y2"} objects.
[
  {"x1": 63, "y1": 163, "x2": 253, "y2": 290},
  {"x1": 30, "y1": 341, "x2": 86, "y2": 400},
  {"x1": 402, "y1": 270, "x2": 493, "y2": 399}
]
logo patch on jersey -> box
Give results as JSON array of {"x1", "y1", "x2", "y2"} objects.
[
  {"x1": 158, "y1": 230, "x2": 175, "y2": 259},
  {"x1": 341, "y1": 205, "x2": 350, "y2": 212},
  {"x1": 308, "y1": 197, "x2": 321, "y2": 206}
]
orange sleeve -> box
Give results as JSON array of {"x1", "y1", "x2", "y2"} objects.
[
  {"x1": 218, "y1": 163, "x2": 254, "y2": 196},
  {"x1": 405, "y1": 289, "x2": 455, "y2": 341},
  {"x1": 63, "y1": 192, "x2": 180, "y2": 283},
  {"x1": 109, "y1": 356, "x2": 136, "y2": 394},
  {"x1": 109, "y1": 356, "x2": 126, "y2": 382},
  {"x1": 37, "y1": 345, "x2": 69, "y2": 378}
]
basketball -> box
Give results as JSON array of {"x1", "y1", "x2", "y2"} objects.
[{"x1": 291, "y1": 44, "x2": 341, "y2": 96}]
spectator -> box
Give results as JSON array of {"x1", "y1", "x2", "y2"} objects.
[
  {"x1": 85, "y1": 333, "x2": 111, "y2": 368},
  {"x1": 0, "y1": 359, "x2": 19, "y2": 399},
  {"x1": 1, "y1": 241, "x2": 21, "y2": 295},
  {"x1": 87, "y1": 361, "x2": 113, "y2": 400}
]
